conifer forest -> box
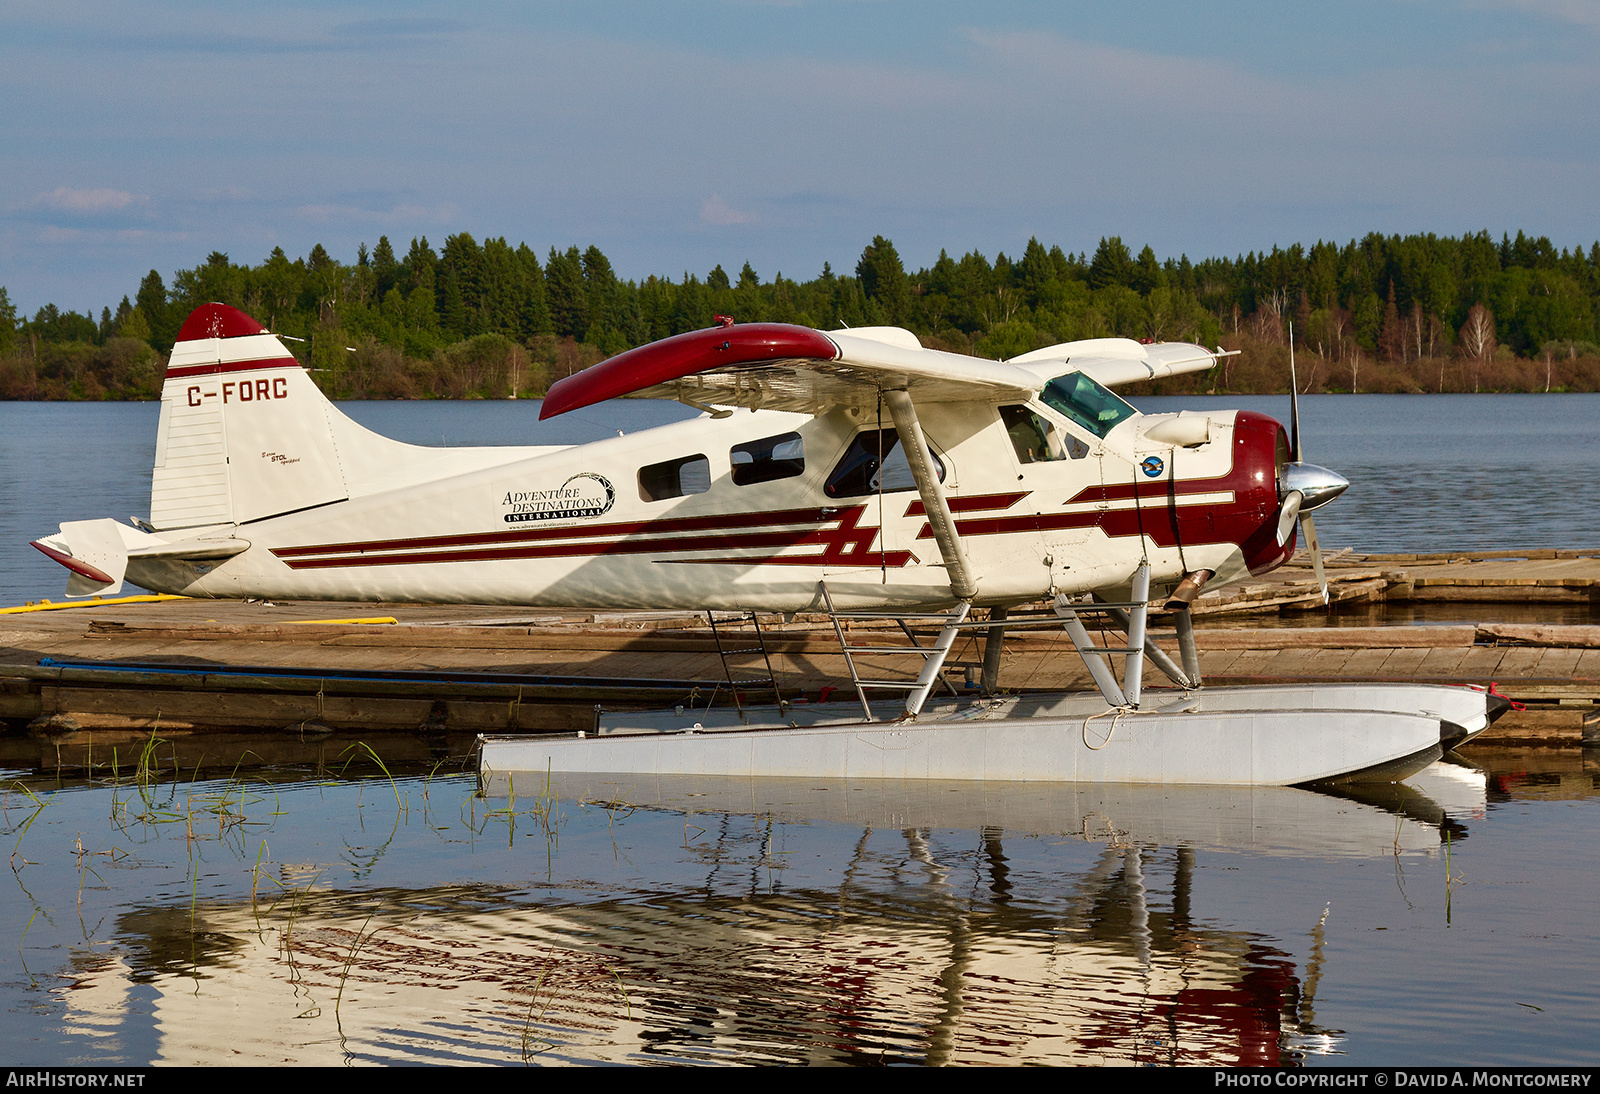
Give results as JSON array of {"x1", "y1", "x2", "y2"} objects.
[{"x1": 5, "y1": 230, "x2": 1599, "y2": 401}]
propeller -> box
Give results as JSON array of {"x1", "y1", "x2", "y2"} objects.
[{"x1": 1281, "y1": 327, "x2": 1350, "y2": 604}]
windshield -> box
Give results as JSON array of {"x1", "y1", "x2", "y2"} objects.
[{"x1": 1039, "y1": 371, "x2": 1136, "y2": 439}]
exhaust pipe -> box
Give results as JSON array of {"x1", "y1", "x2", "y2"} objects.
[{"x1": 1163, "y1": 569, "x2": 1214, "y2": 612}]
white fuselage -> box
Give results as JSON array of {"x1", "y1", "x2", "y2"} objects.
[{"x1": 129, "y1": 397, "x2": 1260, "y2": 612}]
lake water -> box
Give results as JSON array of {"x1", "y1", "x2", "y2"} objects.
[
  {"x1": 1, "y1": 757, "x2": 1597, "y2": 1066},
  {"x1": 3, "y1": 393, "x2": 1599, "y2": 1067}
]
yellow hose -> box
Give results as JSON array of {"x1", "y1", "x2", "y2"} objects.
[{"x1": 0, "y1": 594, "x2": 190, "y2": 615}]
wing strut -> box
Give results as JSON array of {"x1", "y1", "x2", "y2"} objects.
[{"x1": 881, "y1": 389, "x2": 976, "y2": 601}]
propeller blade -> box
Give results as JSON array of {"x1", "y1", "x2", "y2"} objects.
[
  {"x1": 1289, "y1": 323, "x2": 1304, "y2": 462},
  {"x1": 1285, "y1": 323, "x2": 1331, "y2": 605},
  {"x1": 1276, "y1": 489, "x2": 1303, "y2": 545},
  {"x1": 1300, "y1": 511, "x2": 1329, "y2": 604}
]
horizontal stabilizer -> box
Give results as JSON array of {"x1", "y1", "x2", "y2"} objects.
[
  {"x1": 31, "y1": 519, "x2": 143, "y2": 597},
  {"x1": 29, "y1": 519, "x2": 246, "y2": 598}
]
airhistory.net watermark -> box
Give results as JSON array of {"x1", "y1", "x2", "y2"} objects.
[{"x1": 1210, "y1": 1073, "x2": 1593, "y2": 1089}]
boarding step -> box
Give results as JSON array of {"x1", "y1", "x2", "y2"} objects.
[
  {"x1": 705, "y1": 610, "x2": 785, "y2": 715},
  {"x1": 818, "y1": 581, "x2": 970, "y2": 721}
]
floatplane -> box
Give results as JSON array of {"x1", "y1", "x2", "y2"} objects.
[{"x1": 31, "y1": 303, "x2": 1503, "y2": 785}]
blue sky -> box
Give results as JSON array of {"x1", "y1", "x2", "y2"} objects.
[{"x1": 3, "y1": 0, "x2": 1597, "y2": 315}]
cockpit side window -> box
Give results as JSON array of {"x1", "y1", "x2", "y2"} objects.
[
  {"x1": 999, "y1": 405, "x2": 1087, "y2": 463},
  {"x1": 1040, "y1": 371, "x2": 1136, "y2": 439},
  {"x1": 731, "y1": 432, "x2": 805, "y2": 486},
  {"x1": 825, "y1": 429, "x2": 944, "y2": 498}
]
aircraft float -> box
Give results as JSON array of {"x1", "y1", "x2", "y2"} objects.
[{"x1": 31, "y1": 303, "x2": 1505, "y2": 785}]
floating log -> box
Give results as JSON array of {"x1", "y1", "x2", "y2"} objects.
[{"x1": 1475, "y1": 624, "x2": 1600, "y2": 648}]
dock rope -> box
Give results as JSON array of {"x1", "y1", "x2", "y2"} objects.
[{"x1": 1081, "y1": 705, "x2": 1135, "y2": 750}]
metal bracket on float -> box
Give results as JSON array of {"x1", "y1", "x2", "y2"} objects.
[{"x1": 1054, "y1": 562, "x2": 1159, "y2": 708}]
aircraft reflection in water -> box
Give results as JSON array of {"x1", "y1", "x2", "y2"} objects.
[{"x1": 48, "y1": 769, "x2": 1488, "y2": 1066}]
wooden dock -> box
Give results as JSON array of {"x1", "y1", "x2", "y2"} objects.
[
  {"x1": 2, "y1": 550, "x2": 1597, "y2": 774},
  {"x1": 1196, "y1": 547, "x2": 1600, "y2": 613}
]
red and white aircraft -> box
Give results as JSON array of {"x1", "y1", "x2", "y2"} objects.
[{"x1": 33, "y1": 303, "x2": 1499, "y2": 784}]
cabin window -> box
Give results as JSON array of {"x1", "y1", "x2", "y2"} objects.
[
  {"x1": 638, "y1": 454, "x2": 711, "y2": 502},
  {"x1": 825, "y1": 429, "x2": 945, "y2": 498},
  {"x1": 731, "y1": 432, "x2": 805, "y2": 486},
  {"x1": 1040, "y1": 371, "x2": 1136, "y2": 439},
  {"x1": 999, "y1": 405, "x2": 1087, "y2": 463}
]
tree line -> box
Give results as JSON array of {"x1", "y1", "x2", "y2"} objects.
[{"x1": 4, "y1": 229, "x2": 1599, "y2": 401}]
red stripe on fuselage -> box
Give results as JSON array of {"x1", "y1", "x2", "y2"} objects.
[
  {"x1": 931, "y1": 474, "x2": 1240, "y2": 540},
  {"x1": 273, "y1": 505, "x2": 902, "y2": 571},
  {"x1": 270, "y1": 505, "x2": 848, "y2": 560},
  {"x1": 902, "y1": 491, "x2": 1028, "y2": 517}
]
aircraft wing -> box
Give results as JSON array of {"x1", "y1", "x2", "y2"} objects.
[
  {"x1": 539, "y1": 323, "x2": 1043, "y2": 419},
  {"x1": 1008, "y1": 338, "x2": 1226, "y2": 388}
]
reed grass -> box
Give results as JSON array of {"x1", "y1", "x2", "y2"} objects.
[
  {"x1": 7, "y1": 781, "x2": 49, "y2": 871},
  {"x1": 333, "y1": 902, "x2": 383, "y2": 1033},
  {"x1": 481, "y1": 763, "x2": 559, "y2": 850},
  {"x1": 519, "y1": 966, "x2": 555, "y2": 1062},
  {"x1": 1444, "y1": 830, "x2": 1464, "y2": 924}
]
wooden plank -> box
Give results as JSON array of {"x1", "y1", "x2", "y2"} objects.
[
  {"x1": 1243, "y1": 650, "x2": 1303, "y2": 677},
  {"x1": 1212, "y1": 651, "x2": 1283, "y2": 679},
  {"x1": 1374, "y1": 648, "x2": 1431, "y2": 677},
  {"x1": 1284, "y1": 648, "x2": 1359, "y2": 676},
  {"x1": 40, "y1": 685, "x2": 432, "y2": 729},
  {"x1": 1414, "y1": 648, "x2": 1472, "y2": 678},
  {"x1": 1531, "y1": 649, "x2": 1584, "y2": 678},
  {"x1": 1478, "y1": 708, "x2": 1587, "y2": 742},
  {"x1": 36, "y1": 685, "x2": 599, "y2": 733},
  {"x1": 18, "y1": 663, "x2": 730, "y2": 704},
  {"x1": 1410, "y1": 586, "x2": 1591, "y2": 602},
  {"x1": 1189, "y1": 626, "x2": 1474, "y2": 650},
  {"x1": 1485, "y1": 648, "x2": 1546, "y2": 679},
  {"x1": 0, "y1": 674, "x2": 41, "y2": 719},
  {"x1": 1196, "y1": 650, "x2": 1244, "y2": 676},
  {"x1": 1456, "y1": 647, "x2": 1509, "y2": 678},
  {"x1": 1342, "y1": 648, "x2": 1402, "y2": 677}
]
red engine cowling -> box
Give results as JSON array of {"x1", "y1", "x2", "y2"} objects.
[{"x1": 1228, "y1": 411, "x2": 1296, "y2": 576}]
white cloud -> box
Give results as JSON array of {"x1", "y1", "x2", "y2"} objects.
[
  {"x1": 330, "y1": 18, "x2": 470, "y2": 38},
  {"x1": 1472, "y1": 0, "x2": 1600, "y2": 27},
  {"x1": 32, "y1": 187, "x2": 138, "y2": 214},
  {"x1": 293, "y1": 201, "x2": 458, "y2": 224},
  {"x1": 700, "y1": 194, "x2": 753, "y2": 225},
  {"x1": 37, "y1": 225, "x2": 188, "y2": 245},
  {"x1": 193, "y1": 186, "x2": 256, "y2": 202}
]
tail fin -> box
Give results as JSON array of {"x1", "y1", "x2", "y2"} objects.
[{"x1": 152, "y1": 303, "x2": 349, "y2": 530}]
